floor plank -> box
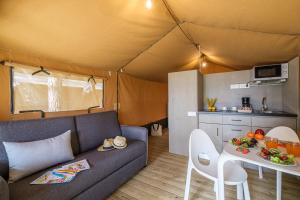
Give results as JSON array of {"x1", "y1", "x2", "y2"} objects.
[{"x1": 108, "y1": 130, "x2": 300, "y2": 200}]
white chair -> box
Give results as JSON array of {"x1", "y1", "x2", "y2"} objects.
[
  {"x1": 258, "y1": 126, "x2": 299, "y2": 200},
  {"x1": 184, "y1": 129, "x2": 250, "y2": 200}
]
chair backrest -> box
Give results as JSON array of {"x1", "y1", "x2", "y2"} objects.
[
  {"x1": 267, "y1": 126, "x2": 299, "y2": 142},
  {"x1": 188, "y1": 129, "x2": 219, "y2": 180}
]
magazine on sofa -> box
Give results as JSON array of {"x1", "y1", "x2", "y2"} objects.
[{"x1": 31, "y1": 159, "x2": 90, "y2": 184}]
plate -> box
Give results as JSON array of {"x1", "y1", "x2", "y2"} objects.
[{"x1": 256, "y1": 153, "x2": 297, "y2": 167}]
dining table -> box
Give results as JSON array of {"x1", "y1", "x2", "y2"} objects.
[{"x1": 217, "y1": 142, "x2": 300, "y2": 200}]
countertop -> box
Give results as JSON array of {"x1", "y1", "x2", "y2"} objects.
[{"x1": 198, "y1": 110, "x2": 297, "y2": 117}]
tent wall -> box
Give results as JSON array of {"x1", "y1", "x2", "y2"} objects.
[
  {"x1": 0, "y1": 65, "x2": 10, "y2": 120},
  {"x1": 0, "y1": 51, "x2": 167, "y2": 126},
  {"x1": 119, "y1": 74, "x2": 168, "y2": 126}
]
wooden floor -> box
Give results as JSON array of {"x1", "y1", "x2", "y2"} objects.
[{"x1": 108, "y1": 131, "x2": 300, "y2": 200}]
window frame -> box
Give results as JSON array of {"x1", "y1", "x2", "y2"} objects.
[{"x1": 10, "y1": 66, "x2": 105, "y2": 114}]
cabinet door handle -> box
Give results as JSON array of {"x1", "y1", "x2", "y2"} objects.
[
  {"x1": 232, "y1": 129, "x2": 242, "y2": 132},
  {"x1": 217, "y1": 128, "x2": 219, "y2": 136},
  {"x1": 232, "y1": 119, "x2": 242, "y2": 122}
]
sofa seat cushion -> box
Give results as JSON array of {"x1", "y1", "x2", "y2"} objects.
[{"x1": 9, "y1": 140, "x2": 146, "y2": 200}]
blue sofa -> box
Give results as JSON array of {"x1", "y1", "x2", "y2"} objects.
[{"x1": 0, "y1": 111, "x2": 148, "y2": 200}]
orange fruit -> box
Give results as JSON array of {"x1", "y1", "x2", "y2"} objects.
[
  {"x1": 255, "y1": 134, "x2": 264, "y2": 140},
  {"x1": 247, "y1": 132, "x2": 255, "y2": 138}
]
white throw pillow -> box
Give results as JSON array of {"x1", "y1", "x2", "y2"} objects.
[{"x1": 3, "y1": 130, "x2": 74, "y2": 183}]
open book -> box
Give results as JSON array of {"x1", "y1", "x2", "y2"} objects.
[{"x1": 31, "y1": 159, "x2": 90, "y2": 184}]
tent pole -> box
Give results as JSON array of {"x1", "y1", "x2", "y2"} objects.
[{"x1": 116, "y1": 71, "x2": 119, "y2": 119}]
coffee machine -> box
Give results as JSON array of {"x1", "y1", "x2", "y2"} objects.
[
  {"x1": 239, "y1": 97, "x2": 252, "y2": 113},
  {"x1": 242, "y1": 97, "x2": 250, "y2": 108}
]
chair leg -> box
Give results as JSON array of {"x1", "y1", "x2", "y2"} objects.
[
  {"x1": 243, "y1": 181, "x2": 250, "y2": 200},
  {"x1": 184, "y1": 164, "x2": 192, "y2": 200},
  {"x1": 237, "y1": 184, "x2": 244, "y2": 200},
  {"x1": 276, "y1": 171, "x2": 282, "y2": 200},
  {"x1": 258, "y1": 166, "x2": 263, "y2": 179},
  {"x1": 214, "y1": 181, "x2": 219, "y2": 200}
]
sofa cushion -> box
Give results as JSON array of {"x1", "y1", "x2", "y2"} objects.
[
  {"x1": 9, "y1": 140, "x2": 146, "y2": 200},
  {"x1": 4, "y1": 130, "x2": 74, "y2": 183},
  {"x1": 75, "y1": 111, "x2": 122, "y2": 153},
  {"x1": 0, "y1": 117, "x2": 78, "y2": 179},
  {"x1": 73, "y1": 154, "x2": 147, "y2": 200}
]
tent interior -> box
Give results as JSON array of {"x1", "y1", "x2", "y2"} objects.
[
  {"x1": 0, "y1": 1, "x2": 300, "y2": 200},
  {"x1": 1, "y1": 0, "x2": 300, "y2": 121}
]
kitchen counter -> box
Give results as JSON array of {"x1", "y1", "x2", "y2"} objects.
[
  {"x1": 198, "y1": 110, "x2": 298, "y2": 153},
  {"x1": 198, "y1": 110, "x2": 297, "y2": 117}
]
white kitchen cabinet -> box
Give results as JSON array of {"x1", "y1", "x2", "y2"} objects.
[
  {"x1": 222, "y1": 125, "x2": 251, "y2": 142},
  {"x1": 199, "y1": 122, "x2": 223, "y2": 153},
  {"x1": 252, "y1": 116, "x2": 297, "y2": 130},
  {"x1": 199, "y1": 113, "x2": 222, "y2": 124},
  {"x1": 198, "y1": 113, "x2": 297, "y2": 153},
  {"x1": 223, "y1": 115, "x2": 251, "y2": 126}
]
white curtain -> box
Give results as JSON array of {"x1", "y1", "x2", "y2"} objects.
[
  {"x1": 47, "y1": 76, "x2": 62, "y2": 112},
  {"x1": 13, "y1": 66, "x2": 104, "y2": 113}
]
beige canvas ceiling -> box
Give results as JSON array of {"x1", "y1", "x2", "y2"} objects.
[{"x1": 0, "y1": 0, "x2": 300, "y2": 82}]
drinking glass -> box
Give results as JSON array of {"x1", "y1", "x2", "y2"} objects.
[
  {"x1": 286, "y1": 142, "x2": 294, "y2": 155},
  {"x1": 265, "y1": 137, "x2": 278, "y2": 149},
  {"x1": 293, "y1": 142, "x2": 300, "y2": 157},
  {"x1": 265, "y1": 137, "x2": 271, "y2": 149}
]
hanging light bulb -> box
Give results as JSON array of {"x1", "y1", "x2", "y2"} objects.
[
  {"x1": 197, "y1": 44, "x2": 208, "y2": 71},
  {"x1": 202, "y1": 55, "x2": 207, "y2": 68},
  {"x1": 146, "y1": 0, "x2": 153, "y2": 9}
]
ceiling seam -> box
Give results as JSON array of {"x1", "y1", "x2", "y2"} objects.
[
  {"x1": 188, "y1": 22, "x2": 300, "y2": 37},
  {"x1": 117, "y1": 24, "x2": 177, "y2": 72},
  {"x1": 160, "y1": 0, "x2": 239, "y2": 72},
  {"x1": 161, "y1": 0, "x2": 198, "y2": 49}
]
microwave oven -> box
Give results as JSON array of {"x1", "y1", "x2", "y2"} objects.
[{"x1": 253, "y1": 63, "x2": 288, "y2": 81}]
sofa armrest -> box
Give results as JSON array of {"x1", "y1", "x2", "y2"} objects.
[
  {"x1": 121, "y1": 125, "x2": 148, "y2": 165},
  {"x1": 0, "y1": 176, "x2": 9, "y2": 200}
]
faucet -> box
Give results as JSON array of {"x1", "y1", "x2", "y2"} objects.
[{"x1": 262, "y1": 97, "x2": 268, "y2": 112}]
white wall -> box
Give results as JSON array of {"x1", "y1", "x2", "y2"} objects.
[
  {"x1": 281, "y1": 57, "x2": 300, "y2": 134},
  {"x1": 203, "y1": 70, "x2": 285, "y2": 112},
  {"x1": 283, "y1": 57, "x2": 299, "y2": 114}
]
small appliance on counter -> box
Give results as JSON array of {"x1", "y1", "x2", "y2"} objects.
[
  {"x1": 238, "y1": 97, "x2": 253, "y2": 113},
  {"x1": 231, "y1": 106, "x2": 237, "y2": 112},
  {"x1": 221, "y1": 106, "x2": 228, "y2": 111}
]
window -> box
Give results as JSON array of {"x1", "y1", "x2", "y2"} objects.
[{"x1": 11, "y1": 65, "x2": 104, "y2": 113}]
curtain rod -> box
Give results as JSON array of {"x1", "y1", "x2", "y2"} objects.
[{"x1": 3, "y1": 61, "x2": 110, "y2": 80}]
